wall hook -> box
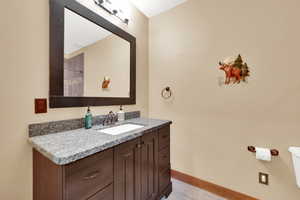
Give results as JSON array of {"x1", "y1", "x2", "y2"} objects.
[{"x1": 161, "y1": 87, "x2": 172, "y2": 99}]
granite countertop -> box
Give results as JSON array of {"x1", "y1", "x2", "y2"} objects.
[{"x1": 29, "y1": 118, "x2": 171, "y2": 165}]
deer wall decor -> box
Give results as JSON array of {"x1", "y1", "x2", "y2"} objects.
[{"x1": 218, "y1": 54, "x2": 250, "y2": 84}]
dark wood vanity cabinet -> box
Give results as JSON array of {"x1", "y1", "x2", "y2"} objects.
[
  {"x1": 114, "y1": 130, "x2": 160, "y2": 200},
  {"x1": 158, "y1": 126, "x2": 171, "y2": 196},
  {"x1": 114, "y1": 138, "x2": 141, "y2": 200},
  {"x1": 140, "y1": 131, "x2": 159, "y2": 200},
  {"x1": 65, "y1": 149, "x2": 114, "y2": 200},
  {"x1": 33, "y1": 149, "x2": 114, "y2": 200},
  {"x1": 33, "y1": 125, "x2": 171, "y2": 200}
]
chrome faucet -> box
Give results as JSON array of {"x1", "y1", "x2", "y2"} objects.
[{"x1": 103, "y1": 111, "x2": 118, "y2": 126}]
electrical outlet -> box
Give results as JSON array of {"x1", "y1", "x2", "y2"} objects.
[
  {"x1": 35, "y1": 98, "x2": 47, "y2": 114},
  {"x1": 259, "y1": 172, "x2": 269, "y2": 185}
]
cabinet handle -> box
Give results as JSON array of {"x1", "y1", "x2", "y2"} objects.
[
  {"x1": 137, "y1": 141, "x2": 145, "y2": 148},
  {"x1": 162, "y1": 135, "x2": 168, "y2": 139},
  {"x1": 124, "y1": 153, "x2": 131, "y2": 157},
  {"x1": 83, "y1": 170, "x2": 100, "y2": 180}
]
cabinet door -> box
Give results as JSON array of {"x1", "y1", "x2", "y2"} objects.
[
  {"x1": 158, "y1": 125, "x2": 172, "y2": 194},
  {"x1": 140, "y1": 131, "x2": 159, "y2": 200},
  {"x1": 114, "y1": 138, "x2": 141, "y2": 200},
  {"x1": 87, "y1": 184, "x2": 113, "y2": 200}
]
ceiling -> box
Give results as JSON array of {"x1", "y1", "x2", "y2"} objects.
[
  {"x1": 64, "y1": 8, "x2": 112, "y2": 55},
  {"x1": 129, "y1": 0, "x2": 187, "y2": 18},
  {"x1": 65, "y1": 0, "x2": 188, "y2": 54}
]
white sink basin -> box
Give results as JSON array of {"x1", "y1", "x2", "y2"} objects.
[{"x1": 98, "y1": 124, "x2": 144, "y2": 135}]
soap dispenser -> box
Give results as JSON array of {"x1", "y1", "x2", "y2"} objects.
[
  {"x1": 117, "y1": 105, "x2": 125, "y2": 122},
  {"x1": 85, "y1": 107, "x2": 93, "y2": 129}
]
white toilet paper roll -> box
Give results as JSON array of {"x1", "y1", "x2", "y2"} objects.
[{"x1": 256, "y1": 147, "x2": 272, "y2": 162}]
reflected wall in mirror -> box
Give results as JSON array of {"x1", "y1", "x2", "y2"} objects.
[{"x1": 64, "y1": 8, "x2": 130, "y2": 98}]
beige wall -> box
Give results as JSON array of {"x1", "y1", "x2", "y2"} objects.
[
  {"x1": 0, "y1": 0, "x2": 148, "y2": 199},
  {"x1": 83, "y1": 35, "x2": 130, "y2": 97},
  {"x1": 149, "y1": 0, "x2": 300, "y2": 199},
  {"x1": 65, "y1": 34, "x2": 131, "y2": 97}
]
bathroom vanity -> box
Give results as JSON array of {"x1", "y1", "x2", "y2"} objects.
[
  {"x1": 32, "y1": 0, "x2": 173, "y2": 199},
  {"x1": 30, "y1": 117, "x2": 172, "y2": 200}
]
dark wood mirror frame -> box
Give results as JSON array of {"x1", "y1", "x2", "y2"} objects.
[{"x1": 49, "y1": 0, "x2": 136, "y2": 108}]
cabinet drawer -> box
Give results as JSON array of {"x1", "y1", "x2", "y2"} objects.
[
  {"x1": 87, "y1": 184, "x2": 113, "y2": 200},
  {"x1": 65, "y1": 149, "x2": 113, "y2": 200},
  {"x1": 158, "y1": 147, "x2": 170, "y2": 171},
  {"x1": 159, "y1": 166, "x2": 171, "y2": 193},
  {"x1": 158, "y1": 126, "x2": 170, "y2": 150}
]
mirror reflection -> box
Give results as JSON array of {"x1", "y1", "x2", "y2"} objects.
[{"x1": 64, "y1": 8, "x2": 130, "y2": 97}]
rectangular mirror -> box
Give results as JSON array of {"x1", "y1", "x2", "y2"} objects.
[
  {"x1": 50, "y1": 0, "x2": 136, "y2": 108},
  {"x1": 64, "y1": 8, "x2": 130, "y2": 98}
]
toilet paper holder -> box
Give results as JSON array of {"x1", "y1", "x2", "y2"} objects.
[{"x1": 247, "y1": 146, "x2": 279, "y2": 156}]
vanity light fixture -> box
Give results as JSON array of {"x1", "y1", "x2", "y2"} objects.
[
  {"x1": 114, "y1": 9, "x2": 129, "y2": 24},
  {"x1": 94, "y1": 0, "x2": 114, "y2": 14},
  {"x1": 94, "y1": 0, "x2": 129, "y2": 24}
]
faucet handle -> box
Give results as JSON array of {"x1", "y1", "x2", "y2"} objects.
[
  {"x1": 109, "y1": 111, "x2": 118, "y2": 123},
  {"x1": 114, "y1": 114, "x2": 118, "y2": 122}
]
